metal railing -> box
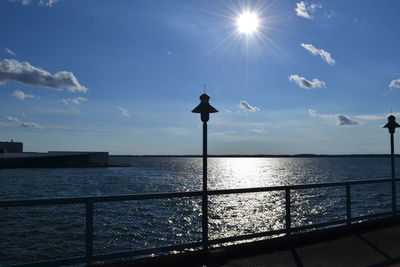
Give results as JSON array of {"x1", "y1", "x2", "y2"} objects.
[{"x1": 1, "y1": 177, "x2": 399, "y2": 266}]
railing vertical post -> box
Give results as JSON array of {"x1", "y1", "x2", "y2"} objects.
[
  {"x1": 346, "y1": 184, "x2": 351, "y2": 225},
  {"x1": 85, "y1": 200, "x2": 94, "y2": 265},
  {"x1": 285, "y1": 188, "x2": 291, "y2": 235}
]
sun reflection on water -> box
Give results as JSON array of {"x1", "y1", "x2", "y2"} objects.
[{"x1": 208, "y1": 158, "x2": 291, "y2": 190}]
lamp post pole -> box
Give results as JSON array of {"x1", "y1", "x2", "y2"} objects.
[
  {"x1": 202, "y1": 120, "x2": 208, "y2": 252},
  {"x1": 384, "y1": 115, "x2": 400, "y2": 215},
  {"x1": 192, "y1": 93, "x2": 218, "y2": 253}
]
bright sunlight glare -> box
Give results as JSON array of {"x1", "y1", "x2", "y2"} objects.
[{"x1": 236, "y1": 11, "x2": 260, "y2": 34}]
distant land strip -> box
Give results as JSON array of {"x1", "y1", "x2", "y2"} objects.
[{"x1": 110, "y1": 154, "x2": 400, "y2": 158}]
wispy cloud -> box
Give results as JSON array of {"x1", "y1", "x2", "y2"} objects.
[
  {"x1": 3, "y1": 115, "x2": 43, "y2": 129},
  {"x1": 239, "y1": 101, "x2": 260, "y2": 112},
  {"x1": 354, "y1": 114, "x2": 385, "y2": 121},
  {"x1": 62, "y1": 96, "x2": 88, "y2": 105},
  {"x1": 4, "y1": 48, "x2": 16, "y2": 56},
  {"x1": 12, "y1": 90, "x2": 37, "y2": 100},
  {"x1": 8, "y1": 0, "x2": 30, "y2": 5},
  {"x1": 354, "y1": 112, "x2": 400, "y2": 121},
  {"x1": 117, "y1": 106, "x2": 131, "y2": 118},
  {"x1": 309, "y1": 109, "x2": 359, "y2": 126},
  {"x1": 389, "y1": 79, "x2": 400, "y2": 89},
  {"x1": 251, "y1": 128, "x2": 266, "y2": 134},
  {"x1": 324, "y1": 9, "x2": 336, "y2": 18},
  {"x1": 0, "y1": 59, "x2": 88, "y2": 92},
  {"x1": 289, "y1": 74, "x2": 326, "y2": 89},
  {"x1": 21, "y1": 122, "x2": 43, "y2": 129},
  {"x1": 295, "y1": 1, "x2": 321, "y2": 19},
  {"x1": 8, "y1": 0, "x2": 60, "y2": 7},
  {"x1": 301, "y1": 43, "x2": 335, "y2": 65},
  {"x1": 4, "y1": 116, "x2": 19, "y2": 122}
]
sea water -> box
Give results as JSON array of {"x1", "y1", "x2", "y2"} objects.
[{"x1": 0, "y1": 157, "x2": 398, "y2": 265}]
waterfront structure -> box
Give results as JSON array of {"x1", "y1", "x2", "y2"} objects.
[
  {"x1": 0, "y1": 141, "x2": 109, "y2": 168},
  {"x1": 0, "y1": 141, "x2": 23, "y2": 153}
]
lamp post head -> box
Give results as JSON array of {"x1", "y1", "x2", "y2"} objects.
[
  {"x1": 192, "y1": 93, "x2": 218, "y2": 123},
  {"x1": 384, "y1": 115, "x2": 400, "y2": 134}
]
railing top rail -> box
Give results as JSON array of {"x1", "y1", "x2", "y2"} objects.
[
  {"x1": 0, "y1": 191, "x2": 203, "y2": 207},
  {"x1": 1, "y1": 177, "x2": 398, "y2": 207}
]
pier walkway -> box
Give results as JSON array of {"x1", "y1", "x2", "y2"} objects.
[{"x1": 104, "y1": 216, "x2": 400, "y2": 267}]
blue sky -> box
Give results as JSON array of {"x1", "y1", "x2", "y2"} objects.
[{"x1": 0, "y1": 0, "x2": 399, "y2": 155}]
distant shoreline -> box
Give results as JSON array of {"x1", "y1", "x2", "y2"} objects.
[{"x1": 110, "y1": 154, "x2": 400, "y2": 158}]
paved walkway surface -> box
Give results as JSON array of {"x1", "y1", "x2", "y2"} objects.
[
  {"x1": 221, "y1": 225, "x2": 400, "y2": 267},
  {"x1": 102, "y1": 219, "x2": 400, "y2": 267}
]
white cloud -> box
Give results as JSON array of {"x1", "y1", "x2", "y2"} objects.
[
  {"x1": 0, "y1": 59, "x2": 88, "y2": 92},
  {"x1": 4, "y1": 116, "x2": 19, "y2": 122},
  {"x1": 295, "y1": 1, "x2": 321, "y2": 19},
  {"x1": 12, "y1": 90, "x2": 36, "y2": 100},
  {"x1": 4, "y1": 48, "x2": 16, "y2": 56},
  {"x1": 301, "y1": 43, "x2": 335, "y2": 65},
  {"x1": 62, "y1": 96, "x2": 88, "y2": 105},
  {"x1": 9, "y1": 0, "x2": 60, "y2": 7},
  {"x1": 295, "y1": 1, "x2": 311, "y2": 19},
  {"x1": 289, "y1": 74, "x2": 326, "y2": 89},
  {"x1": 309, "y1": 109, "x2": 359, "y2": 126},
  {"x1": 239, "y1": 101, "x2": 260, "y2": 112},
  {"x1": 308, "y1": 109, "x2": 318, "y2": 117},
  {"x1": 117, "y1": 106, "x2": 131, "y2": 118},
  {"x1": 21, "y1": 122, "x2": 43, "y2": 129},
  {"x1": 39, "y1": 0, "x2": 60, "y2": 7},
  {"x1": 389, "y1": 79, "x2": 400, "y2": 89}
]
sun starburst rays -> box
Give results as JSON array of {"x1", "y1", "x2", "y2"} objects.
[
  {"x1": 199, "y1": 1, "x2": 291, "y2": 71},
  {"x1": 236, "y1": 11, "x2": 260, "y2": 34}
]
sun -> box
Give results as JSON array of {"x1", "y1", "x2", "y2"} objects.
[{"x1": 236, "y1": 11, "x2": 260, "y2": 34}]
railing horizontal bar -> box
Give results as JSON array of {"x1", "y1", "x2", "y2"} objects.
[
  {"x1": 92, "y1": 241, "x2": 203, "y2": 262},
  {"x1": 291, "y1": 219, "x2": 348, "y2": 232},
  {"x1": 208, "y1": 229, "x2": 286, "y2": 245},
  {"x1": 0, "y1": 197, "x2": 87, "y2": 207},
  {"x1": 91, "y1": 191, "x2": 203, "y2": 202},
  {"x1": 287, "y1": 178, "x2": 399, "y2": 190},
  {"x1": 208, "y1": 178, "x2": 399, "y2": 196},
  {"x1": 0, "y1": 191, "x2": 203, "y2": 207},
  {"x1": 351, "y1": 212, "x2": 393, "y2": 222},
  {"x1": 12, "y1": 256, "x2": 86, "y2": 267},
  {"x1": 2, "y1": 178, "x2": 398, "y2": 207}
]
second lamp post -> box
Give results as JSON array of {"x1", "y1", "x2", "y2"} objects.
[{"x1": 384, "y1": 115, "x2": 400, "y2": 214}]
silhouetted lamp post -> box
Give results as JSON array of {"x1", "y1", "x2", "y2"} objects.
[
  {"x1": 383, "y1": 115, "x2": 400, "y2": 214},
  {"x1": 192, "y1": 93, "x2": 218, "y2": 252}
]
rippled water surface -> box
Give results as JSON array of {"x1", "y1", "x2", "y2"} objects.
[
  {"x1": 0, "y1": 157, "x2": 397, "y2": 199},
  {"x1": 0, "y1": 157, "x2": 399, "y2": 265}
]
